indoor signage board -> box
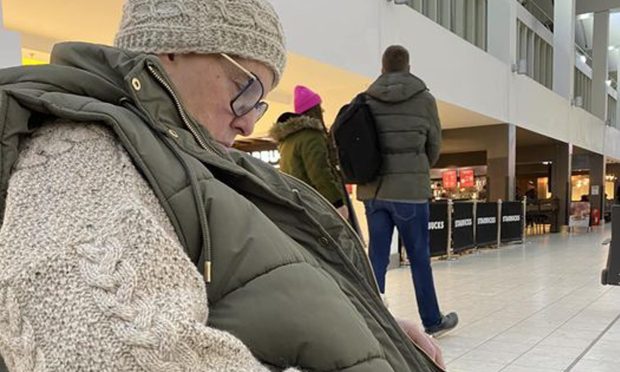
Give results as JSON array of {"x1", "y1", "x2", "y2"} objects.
[
  {"x1": 442, "y1": 170, "x2": 457, "y2": 189},
  {"x1": 460, "y1": 169, "x2": 475, "y2": 188}
]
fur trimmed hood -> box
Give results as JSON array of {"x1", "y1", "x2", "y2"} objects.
[{"x1": 269, "y1": 115, "x2": 325, "y2": 142}]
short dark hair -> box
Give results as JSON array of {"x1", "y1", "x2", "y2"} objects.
[
  {"x1": 276, "y1": 112, "x2": 299, "y2": 123},
  {"x1": 382, "y1": 45, "x2": 410, "y2": 73}
]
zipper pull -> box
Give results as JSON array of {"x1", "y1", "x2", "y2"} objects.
[{"x1": 204, "y1": 261, "x2": 212, "y2": 283}]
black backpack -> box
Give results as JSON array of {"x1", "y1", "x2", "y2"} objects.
[{"x1": 331, "y1": 93, "x2": 382, "y2": 184}]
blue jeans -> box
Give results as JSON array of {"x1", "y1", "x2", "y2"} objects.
[{"x1": 364, "y1": 200, "x2": 442, "y2": 328}]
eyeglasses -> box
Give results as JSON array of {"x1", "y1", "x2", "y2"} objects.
[{"x1": 220, "y1": 53, "x2": 269, "y2": 121}]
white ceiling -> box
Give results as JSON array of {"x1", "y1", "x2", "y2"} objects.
[{"x1": 576, "y1": 0, "x2": 620, "y2": 15}]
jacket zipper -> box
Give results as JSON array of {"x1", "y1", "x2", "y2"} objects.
[
  {"x1": 286, "y1": 175, "x2": 381, "y2": 296},
  {"x1": 288, "y1": 175, "x2": 444, "y2": 371},
  {"x1": 145, "y1": 63, "x2": 217, "y2": 155},
  {"x1": 145, "y1": 62, "x2": 214, "y2": 283},
  {"x1": 285, "y1": 174, "x2": 379, "y2": 289}
]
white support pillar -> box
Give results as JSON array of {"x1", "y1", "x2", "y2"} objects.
[
  {"x1": 617, "y1": 49, "x2": 620, "y2": 129},
  {"x1": 0, "y1": 2, "x2": 21, "y2": 68},
  {"x1": 553, "y1": 0, "x2": 577, "y2": 100},
  {"x1": 487, "y1": 124, "x2": 516, "y2": 202},
  {"x1": 487, "y1": 0, "x2": 517, "y2": 65},
  {"x1": 592, "y1": 10, "x2": 611, "y2": 121}
]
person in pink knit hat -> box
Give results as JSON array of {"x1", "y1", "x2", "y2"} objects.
[
  {"x1": 293, "y1": 85, "x2": 322, "y2": 115},
  {"x1": 270, "y1": 85, "x2": 350, "y2": 220}
]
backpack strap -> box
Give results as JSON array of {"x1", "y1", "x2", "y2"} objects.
[
  {"x1": 358, "y1": 93, "x2": 384, "y2": 200},
  {"x1": 354, "y1": 92, "x2": 368, "y2": 104}
]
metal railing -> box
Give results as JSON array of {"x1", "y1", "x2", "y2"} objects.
[
  {"x1": 517, "y1": 20, "x2": 554, "y2": 89},
  {"x1": 574, "y1": 46, "x2": 618, "y2": 118},
  {"x1": 609, "y1": 95, "x2": 618, "y2": 127},
  {"x1": 574, "y1": 67, "x2": 594, "y2": 113},
  {"x1": 402, "y1": 0, "x2": 487, "y2": 50},
  {"x1": 576, "y1": 44, "x2": 593, "y2": 67}
]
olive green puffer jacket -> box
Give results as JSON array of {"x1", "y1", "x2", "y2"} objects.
[
  {"x1": 270, "y1": 116, "x2": 345, "y2": 207},
  {"x1": 357, "y1": 72, "x2": 442, "y2": 202}
]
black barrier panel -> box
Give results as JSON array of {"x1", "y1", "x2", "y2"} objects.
[
  {"x1": 501, "y1": 202, "x2": 524, "y2": 243},
  {"x1": 476, "y1": 203, "x2": 498, "y2": 246},
  {"x1": 429, "y1": 203, "x2": 449, "y2": 257},
  {"x1": 602, "y1": 205, "x2": 620, "y2": 285},
  {"x1": 453, "y1": 202, "x2": 475, "y2": 253}
]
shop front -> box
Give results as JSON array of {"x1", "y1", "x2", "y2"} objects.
[{"x1": 431, "y1": 166, "x2": 488, "y2": 201}]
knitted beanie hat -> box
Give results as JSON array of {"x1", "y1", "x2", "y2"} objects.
[
  {"x1": 294, "y1": 85, "x2": 322, "y2": 114},
  {"x1": 114, "y1": 0, "x2": 287, "y2": 85}
]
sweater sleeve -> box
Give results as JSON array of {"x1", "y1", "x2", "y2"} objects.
[
  {"x1": 300, "y1": 132, "x2": 345, "y2": 207},
  {"x1": 0, "y1": 122, "x2": 298, "y2": 372}
]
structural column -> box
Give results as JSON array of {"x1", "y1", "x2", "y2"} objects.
[
  {"x1": 553, "y1": 0, "x2": 576, "y2": 99},
  {"x1": 592, "y1": 10, "x2": 611, "y2": 121},
  {"x1": 590, "y1": 10, "x2": 610, "y2": 222},
  {"x1": 0, "y1": 2, "x2": 21, "y2": 69},
  {"x1": 551, "y1": 143, "x2": 572, "y2": 232},
  {"x1": 616, "y1": 49, "x2": 620, "y2": 129},
  {"x1": 590, "y1": 153, "x2": 606, "y2": 223},
  {"x1": 487, "y1": 124, "x2": 516, "y2": 202}
]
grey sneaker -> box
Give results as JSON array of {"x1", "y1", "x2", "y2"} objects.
[{"x1": 425, "y1": 312, "x2": 458, "y2": 338}]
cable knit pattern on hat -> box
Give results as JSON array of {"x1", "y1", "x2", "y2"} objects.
[
  {"x1": 0, "y1": 121, "x2": 298, "y2": 371},
  {"x1": 114, "y1": 0, "x2": 287, "y2": 85}
]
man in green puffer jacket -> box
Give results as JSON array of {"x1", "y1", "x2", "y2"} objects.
[
  {"x1": 0, "y1": 2, "x2": 445, "y2": 371},
  {"x1": 357, "y1": 45, "x2": 458, "y2": 337}
]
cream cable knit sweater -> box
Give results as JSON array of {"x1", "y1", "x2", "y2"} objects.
[{"x1": 0, "y1": 122, "x2": 297, "y2": 372}]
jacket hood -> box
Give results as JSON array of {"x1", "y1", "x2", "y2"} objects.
[
  {"x1": 269, "y1": 115, "x2": 324, "y2": 142},
  {"x1": 366, "y1": 72, "x2": 427, "y2": 103},
  {"x1": 0, "y1": 42, "x2": 226, "y2": 156}
]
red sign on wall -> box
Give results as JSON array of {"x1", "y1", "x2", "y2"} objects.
[
  {"x1": 442, "y1": 170, "x2": 458, "y2": 189},
  {"x1": 460, "y1": 169, "x2": 475, "y2": 188}
]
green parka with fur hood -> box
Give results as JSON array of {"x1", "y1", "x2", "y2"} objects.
[{"x1": 270, "y1": 115, "x2": 345, "y2": 207}]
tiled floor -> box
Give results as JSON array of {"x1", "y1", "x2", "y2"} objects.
[{"x1": 385, "y1": 225, "x2": 620, "y2": 372}]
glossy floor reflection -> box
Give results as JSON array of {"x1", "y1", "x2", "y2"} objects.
[{"x1": 385, "y1": 225, "x2": 620, "y2": 372}]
